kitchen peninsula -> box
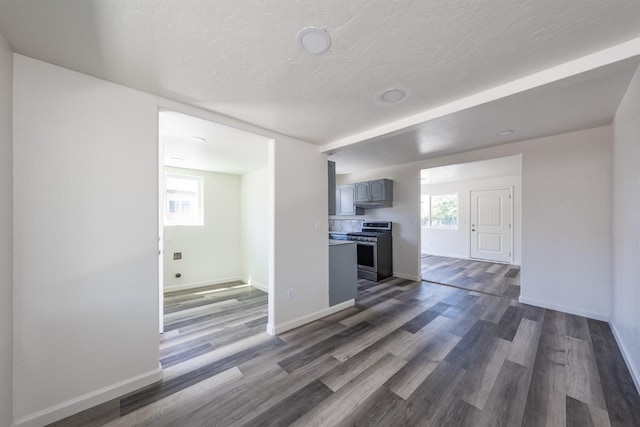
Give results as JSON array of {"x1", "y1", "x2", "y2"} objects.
[{"x1": 328, "y1": 239, "x2": 357, "y2": 306}]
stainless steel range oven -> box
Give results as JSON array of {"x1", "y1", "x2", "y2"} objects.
[{"x1": 347, "y1": 221, "x2": 392, "y2": 281}]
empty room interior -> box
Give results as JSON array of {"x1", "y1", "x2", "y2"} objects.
[{"x1": 0, "y1": 1, "x2": 639, "y2": 426}]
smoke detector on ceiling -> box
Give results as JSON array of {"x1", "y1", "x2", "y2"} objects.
[
  {"x1": 379, "y1": 88, "x2": 406, "y2": 103},
  {"x1": 297, "y1": 27, "x2": 331, "y2": 55}
]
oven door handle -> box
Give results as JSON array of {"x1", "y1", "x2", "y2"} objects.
[{"x1": 356, "y1": 241, "x2": 376, "y2": 246}]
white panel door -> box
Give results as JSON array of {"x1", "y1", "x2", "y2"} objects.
[{"x1": 470, "y1": 188, "x2": 512, "y2": 263}]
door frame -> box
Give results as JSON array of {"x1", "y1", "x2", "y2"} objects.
[{"x1": 468, "y1": 186, "x2": 514, "y2": 264}]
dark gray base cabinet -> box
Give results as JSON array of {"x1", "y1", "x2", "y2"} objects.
[{"x1": 329, "y1": 242, "x2": 357, "y2": 306}]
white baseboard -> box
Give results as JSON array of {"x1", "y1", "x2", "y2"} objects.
[
  {"x1": 164, "y1": 276, "x2": 244, "y2": 293},
  {"x1": 266, "y1": 300, "x2": 355, "y2": 335},
  {"x1": 248, "y1": 280, "x2": 268, "y2": 293},
  {"x1": 609, "y1": 322, "x2": 640, "y2": 395},
  {"x1": 393, "y1": 272, "x2": 421, "y2": 282},
  {"x1": 518, "y1": 296, "x2": 609, "y2": 322},
  {"x1": 14, "y1": 365, "x2": 163, "y2": 427}
]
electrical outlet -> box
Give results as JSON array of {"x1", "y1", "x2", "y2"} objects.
[
  {"x1": 173, "y1": 252, "x2": 182, "y2": 260},
  {"x1": 287, "y1": 288, "x2": 294, "y2": 300}
]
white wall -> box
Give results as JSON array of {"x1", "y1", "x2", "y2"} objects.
[
  {"x1": 611, "y1": 66, "x2": 640, "y2": 391},
  {"x1": 268, "y1": 140, "x2": 330, "y2": 334},
  {"x1": 12, "y1": 54, "x2": 331, "y2": 425},
  {"x1": 13, "y1": 55, "x2": 162, "y2": 426},
  {"x1": 163, "y1": 166, "x2": 242, "y2": 291},
  {"x1": 421, "y1": 174, "x2": 522, "y2": 265},
  {"x1": 0, "y1": 30, "x2": 13, "y2": 427},
  {"x1": 521, "y1": 127, "x2": 611, "y2": 320},
  {"x1": 241, "y1": 167, "x2": 269, "y2": 291},
  {"x1": 339, "y1": 125, "x2": 612, "y2": 320}
]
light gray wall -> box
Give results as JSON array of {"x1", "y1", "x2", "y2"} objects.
[
  {"x1": 520, "y1": 126, "x2": 611, "y2": 320},
  {"x1": 241, "y1": 167, "x2": 269, "y2": 291},
  {"x1": 268, "y1": 137, "x2": 330, "y2": 333},
  {"x1": 0, "y1": 30, "x2": 13, "y2": 427},
  {"x1": 163, "y1": 166, "x2": 242, "y2": 291},
  {"x1": 13, "y1": 55, "x2": 162, "y2": 426},
  {"x1": 611, "y1": 65, "x2": 640, "y2": 391},
  {"x1": 339, "y1": 125, "x2": 612, "y2": 320},
  {"x1": 12, "y1": 54, "x2": 331, "y2": 425}
]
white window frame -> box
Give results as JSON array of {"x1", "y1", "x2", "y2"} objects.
[{"x1": 164, "y1": 173, "x2": 204, "y2": 226}]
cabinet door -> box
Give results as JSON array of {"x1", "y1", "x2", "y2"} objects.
[
  {"x1": 369, "y1": 179, "x2": 386, "y2": 201},
  {"x1": 328, "y1": 161, "x2": 336, "y2": 215},
  {"x1": 337, "y1": 184, "x2": 357, "y2": 215},
  {"x1": 355, "y1": 182, "x2": 370, "y2": 202}
]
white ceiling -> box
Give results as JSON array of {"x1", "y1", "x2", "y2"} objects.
[
  {"x1": 330, "y1": 57, "x2": 640, "y2": 173},
  {"x1": 160, "y1": 110, "x2": 269, "y2": 175},
  {"x1": 421, "y1": 155, "x2": 521, "y2": 185},
  {"x1": 0, "y1": 1, "x2": 639, "y2": 174}
]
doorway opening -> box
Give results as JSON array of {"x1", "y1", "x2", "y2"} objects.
[
  {"x1": 157, "y1": 109, "x2": 272, "y2": 340},
  {"x1": 419, "y1": 154, "x2": 522, "y2": 299}
]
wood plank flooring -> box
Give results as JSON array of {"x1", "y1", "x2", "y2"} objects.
[
  {"x1": 49, "y1": 277, "x2": 640, "y2": 427},
  {"x1": 422, "y1": 254, "x2": 521, "y2": 299}
]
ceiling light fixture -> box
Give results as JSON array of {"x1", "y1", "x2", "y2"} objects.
[
  {"x1": 497, "y1": 129, "x2": 515, "y2": 136},
  {"x1": 297, "y1": 27, "x2": 331, "y2": 55},
  {"x1": 379, "y1": 88, "x2": 406, "y2": 103}
]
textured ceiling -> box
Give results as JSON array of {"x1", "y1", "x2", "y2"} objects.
[
  {"x1": 0, "y1": 0, "x2": 639, "y2": 148},
  {"x1": 0, "y1": 0, "x2": 640, "y2": 143},
  {"x1": 330, "y1": 57, "x2": 640, "y2": 173}
]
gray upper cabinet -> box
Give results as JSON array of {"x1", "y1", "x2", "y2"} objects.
[
  {"x1": 328, "y1": 161, "x2": 336, "y2": 215},
  {"x1": 355, "y1": 182, "x2": 370, "y2": 202},
  {"x1": 336, "y1": 184, "x2": 364, "y2": 216},
  {"x1": 369, "y1": 179, "x2": 390, "y2": 201},
  {"x1": 353, "y1": 179, "x2": 393, "y2": 207}
]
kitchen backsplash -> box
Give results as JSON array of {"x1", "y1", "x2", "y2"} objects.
[{"x1": 329, "y1": 219, "x2": 364, "y2": 232}]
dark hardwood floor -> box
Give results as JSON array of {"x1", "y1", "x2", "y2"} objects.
[
  {"x1": 49, "y1": 277, "x2": 640, "y2": 426},
  {"x1": 422, "y1": 254, "x2": 521, "y2": 299}
]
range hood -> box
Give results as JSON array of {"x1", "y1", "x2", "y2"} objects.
[
  {"x1": 353, "y1": 179, "x2": 393, "y2": 209},
  {"x1": 354, "y1": 200, "x2": 393, "y2": 208}
]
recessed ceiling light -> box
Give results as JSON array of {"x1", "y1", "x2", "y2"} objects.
[
  {"x1": 497, "y1": 129, "x2": 515, "y2": 136},
  {"x1": 297, "y1": 27, "x2": 331, "y2": 55},
  {"x1": 379, "y1": 88, "x2": 406, "y2": 103}
]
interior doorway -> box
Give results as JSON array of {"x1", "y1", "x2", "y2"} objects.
[
  {"x1": 420, "y1": 155, "x2": 522, "y2": 298},
  {"x1": 157, "y1": 109, "x2": 271, "y2": 336}
]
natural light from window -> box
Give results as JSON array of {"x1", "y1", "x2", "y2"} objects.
[
  {"x1": 421, "y1": 193, "x2": 458, "y2": 229},
  {"x1": 164, "y1": 173, "x2": 204, "y2": 226}
]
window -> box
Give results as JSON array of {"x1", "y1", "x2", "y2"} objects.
[
  {"x1": 421, "y1": 193, "x2": 458, "y2": 229},
  {"x1": 164, "y1": 174, "x2": 204, "y2": 226}
]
